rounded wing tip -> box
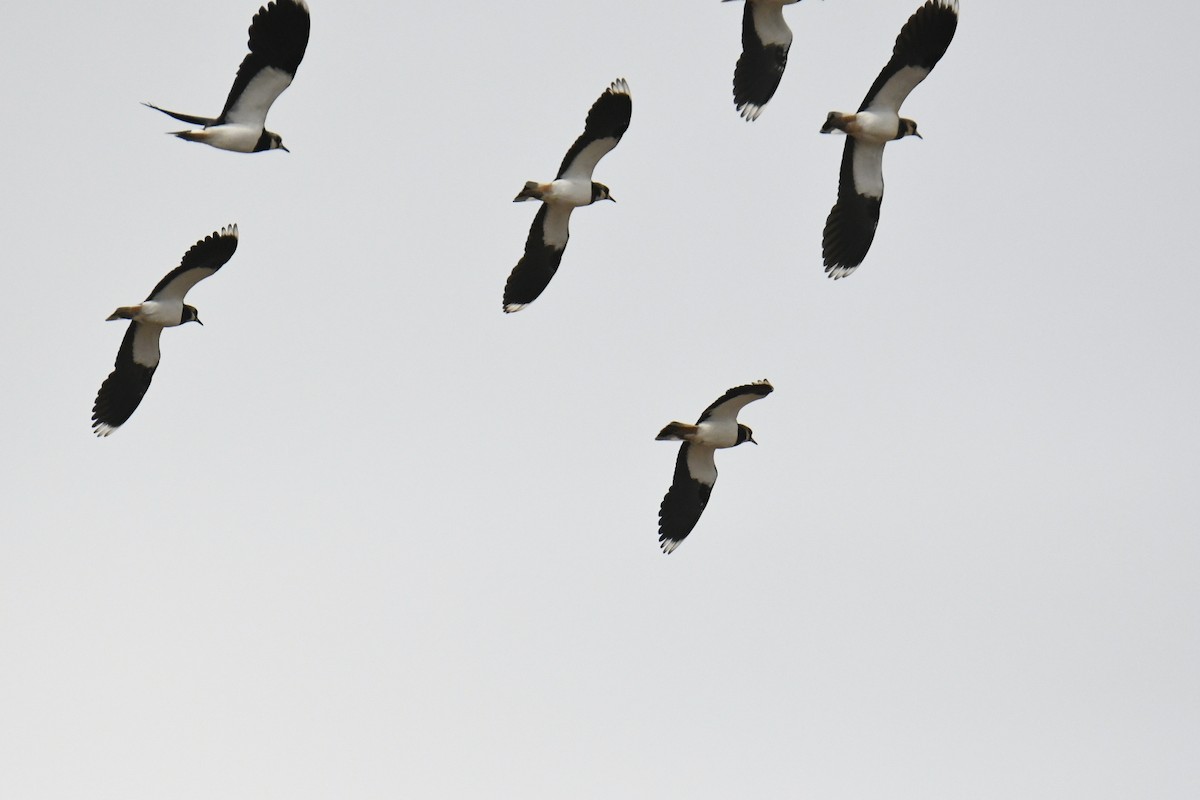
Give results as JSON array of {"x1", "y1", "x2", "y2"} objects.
[
  {"x1": 922, "y1": 0, "x2": 960, "y2": 21},
  {"x1": 738, "y1": 103, "x2": 764, "y2": 122},
  {"x1": 271, "y1": 0, "x2": 311, "y2": 13},
  {"x1": 825, "y1": 264, "x2": 860, "y2": 280},
  {"x1": 609, "y1": 78, "x2": 630, "y2": 97},
  {"x1": 221, "y1": 223, "x2": 239, "y2": 240},
  {"x1": 92, "y1": 422, "x2": 117, "y2": 437},
  {"x1": 660, "y1": 538, "x2": 682, "y2": 554},
  {"x1": 503, "y1": 302, "x2": 527, "y2": 314},
  {"x1": 736, "y1": 379, "x2": 775, "y2": 401}
]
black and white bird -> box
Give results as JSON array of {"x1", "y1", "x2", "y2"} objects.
[
  {"x1": 656, "y1": 380, "x2": 773, "y2": 553},
  {"x1": 504, "y1": 78, "x2": 632, "y2": 313},
  {"x1": 145, "y1": 0, "x2": 310, "y2": 153},
  {"x1": 92, "y1": 225, "x2": 239, "y2": 436},
  {"x1": 725, "y1": 0, "x2": 802, "y2": 121},
  {"x1": 820, "y1": 0, "x2": 958, "y2": 277}
]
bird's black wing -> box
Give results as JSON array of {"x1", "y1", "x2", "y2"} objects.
[
  {"x1": 556, "y1": 79, "x2": 632, "y2": 181},
  {"x1": 697, "y1": 379, "x2": 774, "y2": 424},
  {"x1": 822, "y1": 137, "x2": 884, "y2": 278},
  {"x1": 142, "y1": 103, "x2": 218, "y2": 127},
  {"x1": 503, "y1": 204, "x2": 572, "y2": 312},
  {"x1": 146, "y1": 225, "x2": 239, "y2": 303},
  {"x1": 858, "y1": 0, "x2": 958, "y2": 114},
  {"x1": 658, "y1": 443, "x2": 718, "y2": 553},
  {"x1": 731, "y1": 0, "x2": 793, "y2": 121},
  {"x1": 92, "y1": 322, "x2": 162, "y2": 436},
  {"x1": 218, "y1": 0, "x2": 311, "y2": 125}
]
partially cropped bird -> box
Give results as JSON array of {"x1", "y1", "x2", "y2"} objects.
[
  {"x1": 504, "y1": 78, "x2": 632, "y2": 313},
  {"x1": 820, "y1": 0, "x2": 958, "y2": 277},
  {"x1": 144, "y1": 0, "x2": 310, "y2": 153},
  {"x1": 92, "y1": 225, "x2": 239, "y2": 436},
  {"x1": 656, "y1": 380, "x2": 773, "y2": 553},
  {"x1": 725, "y1": 0, "x2": 803, "y2": 121}
]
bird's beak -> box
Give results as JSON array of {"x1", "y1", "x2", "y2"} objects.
[
  {"x1": 608, "y1": 195, "x2": 616, "y2": 203},
  {"x1": 749, "y1": 435, "x2": 758, "y2": 445},
  {"x1": 195, "y1": 318, "x2": 204, "y2": 326},
  {"x1": 914, "y1": 132, "x2": 923, "y2": 140},
  {"x1": 280, "y1": 144, "x2": 290, "y2": 153}
]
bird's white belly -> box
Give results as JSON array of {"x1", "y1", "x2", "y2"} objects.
[
  {"x1": 853, "y1": 110, "x2": 899, "y2": 145},
  {"x1": 543, "y1": 179, "x2": 593, "y2": 208},
  {"x1": 693, "y1": 420, "x2": 738, "y2": 449},
  {"x1": 199, "y1": 124, "x2": 263, "y2": 153},
  {"x1": 136, "y1": 300, "x2": 184, "y2": 326}
]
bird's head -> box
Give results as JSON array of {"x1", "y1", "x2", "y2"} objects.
[
  {"x1": 899, "y1": 118, "x2": 922, "y2": 140},
  {"x1": 182, "y1": 304, "x2": 203, "y2": 326},
  {"x1": 591, "y1": 182, "x2": 615, "y2": 203},
  {"x1": 259, "y1": 130, "x2": 289, "y2": 152},
  {"x1": 736, "y1": 424, "x2": 757, "y2": 446}
]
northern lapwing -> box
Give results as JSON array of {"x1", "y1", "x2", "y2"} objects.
[
  {"x1": 503, "y1": 78, "x2": 632, "y2": 313},
  {"x1": 725, "y1": 0, "x2": 803, "y2": 121},
  {"x1": 656, "y1": 380, "x2": 773, "y2": 553},
  {"x1": 145, "y1": 0, "x2": 310, "y2": 153},
  {"x1": 92, "y1": 225, "x2": 239, "y2": 436},
  {"x1": 820, "y1": 0, "x2": 958, "y2": 277}
]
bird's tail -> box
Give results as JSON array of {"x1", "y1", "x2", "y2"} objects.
[
  {"x1": 656, "y1": 422, "x2": 699, "y2": 442},
  {"x1": 513, "y1": 181, "x2": 545, "y2": 202},
  {"x1": 821, "y1": 112, "x2": 851, "y2": 134},
  {"x1": 106, "y1": 305, "x2": 140, "y2": 321},
  {"x1": 142, "y1": 102, "x2": 216, "y2": 127},
  {"x1": 170, "y1": 130, "x2": 209, "y2": 144}
]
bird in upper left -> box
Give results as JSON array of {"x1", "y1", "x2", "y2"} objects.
[
  {"x1": 92, "y1": 226, "x2": 239, "y2": 437},
  {"x1": 144, "y1": 0, "x2": 311, "y2": 153}
]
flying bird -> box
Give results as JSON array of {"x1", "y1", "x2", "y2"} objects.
[
  {"x1": 656, "y1": 380, "x2": 773, "y2": 553},
  {"x1": 144, "y1": 0, "x2": 311, "y2": 153},
  {"x1": 725, "y1": 0, "x2": 803, "y2": 121},
  {"x1": 820, "y1": 0, "x2": 958, "y2": 277},
  {"x1": 503, "y1": 78, "x2": 632, "y2": 313},
  {"x1": 92, "y1": 225, "x2": 239, "y2": 436}
]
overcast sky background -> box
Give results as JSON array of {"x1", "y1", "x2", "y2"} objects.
[{"x1": 1, "y1": 0, "x2": 1198, "y2": 797}]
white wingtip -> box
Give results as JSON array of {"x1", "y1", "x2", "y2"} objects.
[
  {"x1": 827, "y1": 265, "x2": 859, "y2": 280},
  {"x1": 93, "y1": 423, "x2": 116, "y2": 438},
  {"x1": 661, "y1": 539, "x2": 682, "y2": 554},
  {"x1": 609, "y1": 78, "x2": 630, "y2": 97},
  {"x1": 503, "y1": 302, "x2": 527, "y2": 314},
  {"x1": 739, "y1": 103, "x2": 764, "y2": 122}
]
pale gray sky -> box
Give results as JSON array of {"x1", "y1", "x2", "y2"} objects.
[{"x1": 2, "y1": 1, "x2": 1198, "y2": 797}]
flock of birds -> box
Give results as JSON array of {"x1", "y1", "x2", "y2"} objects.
[{"x1": 91, "y1": 0, "x2": 960, "y2": 553}]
